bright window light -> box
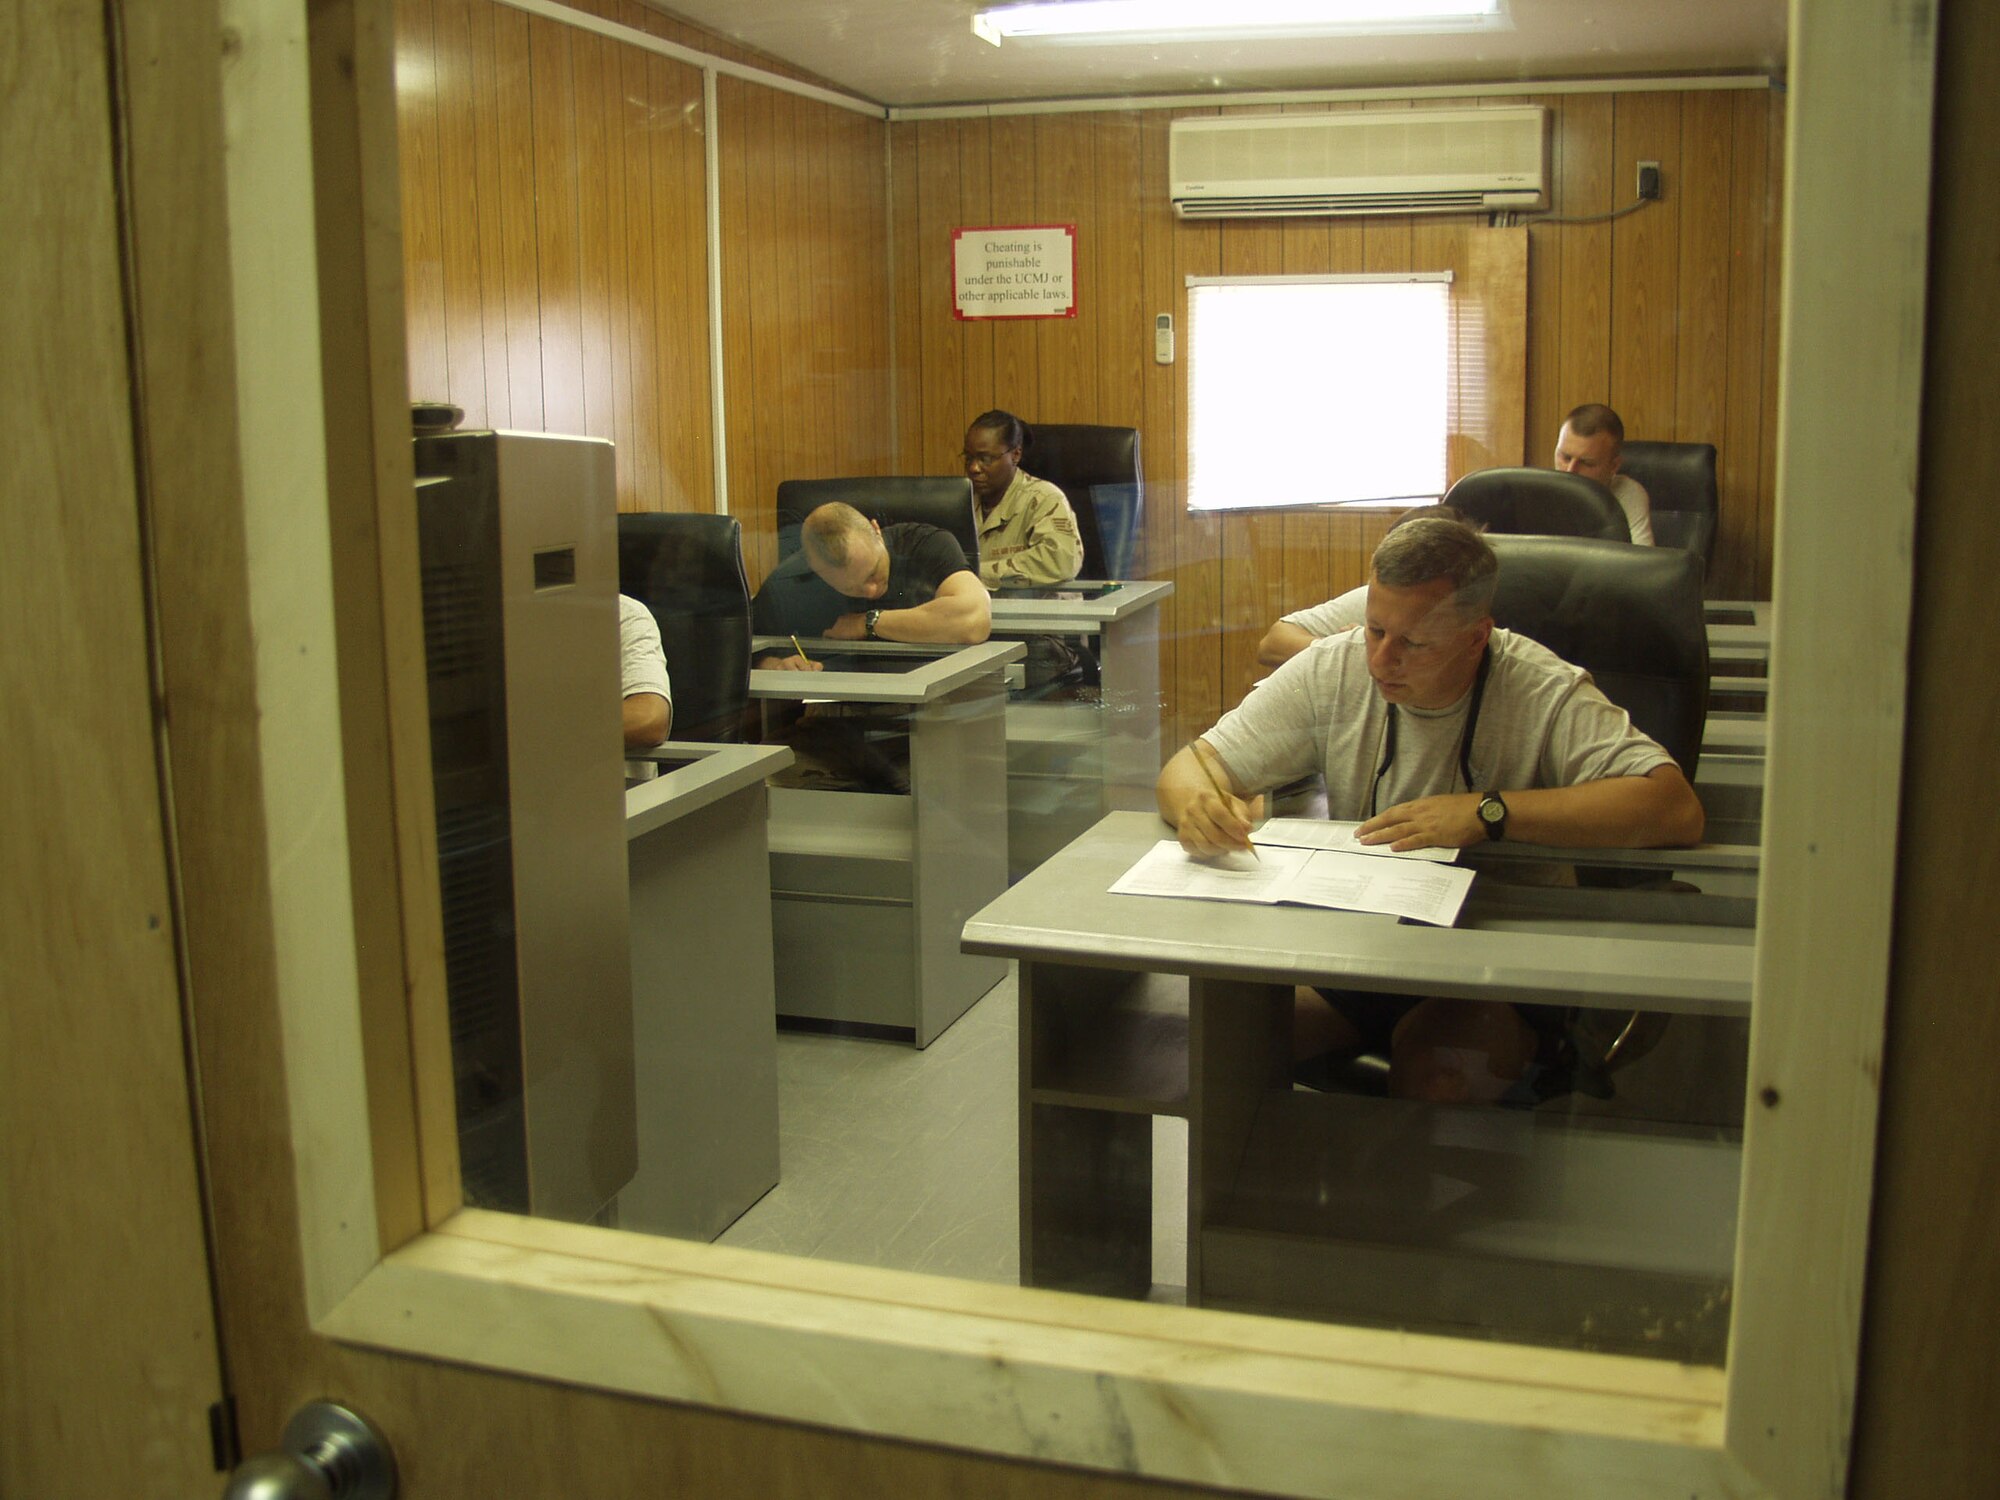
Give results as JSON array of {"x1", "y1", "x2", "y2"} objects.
[
  {"x1": 972, "y1": 0, "x2": 1502, "y2": 47},
  {"x1": 1186, "y1": 275, "x2": 1450, "y2": 512}
]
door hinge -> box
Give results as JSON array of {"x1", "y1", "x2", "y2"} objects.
[{"x1": 209, "y1": 1395, "x2": 241, "y2": 1472}]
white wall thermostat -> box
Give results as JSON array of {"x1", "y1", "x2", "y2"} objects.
[{"x1": 1154, "y1": 313, "x2": 1174, "y2": 365}]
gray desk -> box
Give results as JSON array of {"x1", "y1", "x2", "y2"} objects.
[
  {"x1": 620, "y1": 741, "x2": 792, "y2": 1240},
  {"x1": 1698, "y1": 602, "x2": 1773, "y2": 831},
  {"x1": 963, "y1": 811, "x2": 1752, "y2": 1360},
  {"x1": 752, "y1": 638, "x2": 1025, "y2": 1046},
  {"x1": 1704, "y1": 598, "x2": 1771, "y2": 629},
  {"x1": 1708, "y1": 623, "x2": 1771, "y2": 672},
  {"x1": 989, "y1": 580, "x2": 1172, "y2": 879}
]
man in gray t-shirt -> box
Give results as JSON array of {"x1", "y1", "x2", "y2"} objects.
[{"x1": 1157, "y1": 518, "x2": 1704, "y2": 1103}]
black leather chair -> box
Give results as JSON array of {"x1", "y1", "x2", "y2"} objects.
[
  {"x1": 1487, "y1": 534, "x2": 1709, "y2": 779},
  {"x1": 617, "y1": 512, "x2": 752, "y2": 743},
  {"x1": 1617, "y1": 440, "x2": 1719, "y2": 564},
  {"x1": 1487, "y1": 533, "x2": 1711, "y2": 1094},
  {"x1": 773, "y1": 477, "x2": 980, "y2": 569},
  {"x1": 1443, "y1": 467, "x2": 1632, "y2": 542},
  {"x1": 1019, "y1": 423, "x2": 1144, "y2": 579}
]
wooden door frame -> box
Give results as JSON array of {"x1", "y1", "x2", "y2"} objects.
[
  {"x1": 128, "y1": 0, "x2": 1944, "y2": 1496},
  {"x1": 1, "y1": 4, "x2": 227, "y2": 1492}
]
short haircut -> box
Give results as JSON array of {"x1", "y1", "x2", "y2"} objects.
[
  {"x1": 1392, "y1": 501, "x2": 1478, "y2": 533},
  {"x1": 967, "y1": 409, "x2": 1027, "y2": 451},
  {"x1": 801, "y1": 503, "x2": 874, "y2": 567},
  {"x1": 1371, "y1": 517, "x2": 1499, "y2": 620},
  {"x1": 1563, "y1": 402, "x2": 1626, "y2": 446}
]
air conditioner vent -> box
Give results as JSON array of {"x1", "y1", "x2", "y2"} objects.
[{"x1": 1171, "y1": 107, "x2": 1548, "y2": 220}]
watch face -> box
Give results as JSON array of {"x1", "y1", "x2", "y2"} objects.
[{"x1": 1480, "y1": 798, "x2": 1503, "y2": 823}]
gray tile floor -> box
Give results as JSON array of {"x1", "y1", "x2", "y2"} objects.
[{"x1": 717, "y1": 967, "x2": 1188, "y2": 1292}]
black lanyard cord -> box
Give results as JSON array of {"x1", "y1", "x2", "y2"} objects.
[{"x1": 1367, "y1": 645, "x2": 1493, "y2": 818}]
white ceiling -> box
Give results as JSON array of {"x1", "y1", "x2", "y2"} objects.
[{"x1": 648, "y1": 0, "x2": 1788, "y2": 109}]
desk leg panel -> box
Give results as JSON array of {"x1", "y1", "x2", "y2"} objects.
[
  {"x1": 909, "y1": 680, "x2": 1010, "y2": 1046},
  {"x1": 623, "y1": 787, "x2": 782, "y2": 1240},
  {"x1": 1187, "y1": 978, "x2": 1292, "y2": 1304},
  {"x1": 1018, "y1": 961, "x2": 1176, "y2": 1299}
]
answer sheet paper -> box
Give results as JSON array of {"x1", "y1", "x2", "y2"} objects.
[
  {"x1": 1252, "y1": 817, "x2": 1463, "y2": 862},
  {"x1": 1110, "y1": 840, "x2": 1476, "y2": 926}
]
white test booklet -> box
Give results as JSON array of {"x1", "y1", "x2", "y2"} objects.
[
  {"x1": 1252, "y1": 817, "x2": 1463, "y2": 862},
  {"x1": 1109, "y1": 840, "x2": 1476, "y2": 927}
]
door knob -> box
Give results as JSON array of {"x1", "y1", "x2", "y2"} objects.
[{"x1": 222, "y1": 1401, "x2": 396, "y2": 1500}]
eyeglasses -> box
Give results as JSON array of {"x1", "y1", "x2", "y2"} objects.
[{"x1": 960, "y1": 449, "x2": 1016, "y2": 469}]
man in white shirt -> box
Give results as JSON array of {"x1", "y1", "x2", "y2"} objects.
[
  {"x1": 619, "y1": 594, "x2": 672, "y2": 780},
  {"x1": 1554, "y1": 402, "x2": 1653, "y2": 545}
]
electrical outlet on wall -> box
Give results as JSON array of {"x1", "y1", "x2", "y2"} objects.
[{"x1": 1637, "y1": 161, "x2": 1663, "y2": 200}]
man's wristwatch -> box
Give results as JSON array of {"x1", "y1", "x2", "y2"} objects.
[
  {"x1": 864, "y1": 608, "x2": 883, "y2": 639},
  {"x1": 1476, "y1": 790, "x2": 1509, "y2": 842}
]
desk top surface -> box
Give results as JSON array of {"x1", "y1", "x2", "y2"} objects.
[
  {"x1": 748, "y1": 638, "x2": 1025, "y2": 703},
  {"x1": 988, "y1": 579, "x2": 1173, "y2": 631},
  {"x1": 962, "y1": 812, "x2": 1754, "y2": 1015},
  {"x1": 624, "y1": 741, "x2": 792, "y2": 839}
]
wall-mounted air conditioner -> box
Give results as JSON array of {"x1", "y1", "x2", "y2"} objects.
[{"x1": 1170, "y1": 105, "x2": 1548, "y2": 219}]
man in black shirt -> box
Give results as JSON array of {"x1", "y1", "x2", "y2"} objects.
[{"x1": 752, "y1": 502, "x2": 991, "y2": 670}]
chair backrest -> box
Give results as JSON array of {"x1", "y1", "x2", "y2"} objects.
[
  {"x1": 1485, "y1": 534, "x2": 1709, "y2": 776},
  {"x1": 773, "y1": 477, "x2": 980, "y2": 568},
  {"x1": 616, "y1": 512, "x2": 751, "y2": 742},
  {"x1": 1019, "y1": 423, "x2": 1144, "y2": 579},
  {"x1": 1617, "y1": 440, "x2": 1719, "y2": 563},
  {"x1": 1443, "y1": 467, "x2": 1633, "y2": 542}
]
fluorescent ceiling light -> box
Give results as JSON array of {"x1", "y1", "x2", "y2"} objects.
[{"x1": 972, "y1": 0, "x2": 1504, "y2": 47}]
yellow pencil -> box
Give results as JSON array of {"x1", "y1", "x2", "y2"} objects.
[
  {"x1": 1194, "y1": 742, "x2": 1259, "y2": 861},
  {"x1": 790, "y1": 634, "x2": 811, "y2": 663}
]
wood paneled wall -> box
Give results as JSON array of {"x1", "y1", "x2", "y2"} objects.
[
  {"x1": 394, "y1": 0, "x2": 891, "y2": 546},
  {"x1": 715, "y1": 79, "x2": 891, "y2": 585},
  {"x1": 396, "y1": 20, "x2": 1785, "y2": 755},
  {"x1": 890, "y1": 90, "x2": 1785, "y2": 753}
]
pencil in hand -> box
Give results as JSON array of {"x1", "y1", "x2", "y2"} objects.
[
  {"x1": 1194, "y1": 742, "x2": 1260, "y2": 861},
  {"x1": 790, "y1": 634, "x2": 811, "y2": 664}
]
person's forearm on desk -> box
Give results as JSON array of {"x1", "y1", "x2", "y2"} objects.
[
  {"x1": 622, "y1": 692, "x2": 670, "y2": 747},
  {"x1": 826, "y1": 571, "x2": 992, "y2": 644},
  {"x1": 979, "y1": 519, "x2": 1084, "y2": 588},
  {"x1": 1358, "y1": 764, "x2": 1706, "y2": 852}
]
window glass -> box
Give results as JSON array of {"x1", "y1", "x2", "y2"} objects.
[{"x1": 1188, "y1": 276, "x2": 1450, "y2": 511}]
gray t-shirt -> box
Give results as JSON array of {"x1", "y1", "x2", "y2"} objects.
[{"x1": 1205, "y1": 628, "x2": 1673, "y2": 819}]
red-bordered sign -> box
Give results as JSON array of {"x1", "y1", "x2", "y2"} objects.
[{"x1": 951, "y1": 224, "x2": 1077, "y2": 321}]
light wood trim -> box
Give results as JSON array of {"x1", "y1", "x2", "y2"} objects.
[
  {"x1": 1722, "y1": 0, "x2": 1938, "y2": 1494},
  {"x1": 313, "y1": 0, "x2": 446, "y2": 1248},
  {"x1": 317, "y1": 1209, "x2": 1741, "y2": 1500}
]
